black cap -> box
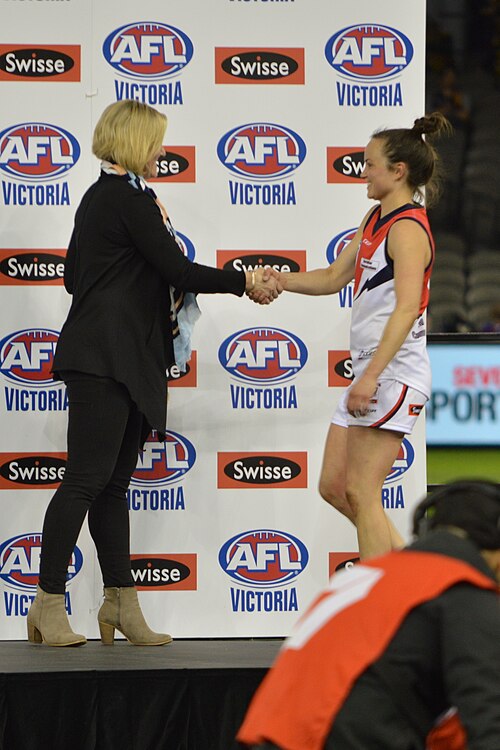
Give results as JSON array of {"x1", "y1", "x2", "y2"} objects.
[{"x1": 413, "y1": 481, "x2": 500, "y2": 550}]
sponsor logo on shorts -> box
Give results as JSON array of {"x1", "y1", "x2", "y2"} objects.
[{"x1": 408, "y1": 403, "x2": 423, "y2": 416}]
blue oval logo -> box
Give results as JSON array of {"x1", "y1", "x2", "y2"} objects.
[
  {"x1": 325, "y1": 24, "x2": 413, "y2": 81},
  {"x1": 0, "y1": 533, "x2": 83, "y2": 591},
  {"x1": 385, "y1": 438, "x2": 415, "y2": 483},
  {"x1": 174, "y1": 231, "x2": 196, "y2": 262},
  {"x1": 0, "y1": 122, "x2": 80, "y2": 180},
  {"x1": 0, "y1": 328, "x2": 59, "y2": 387},
  {"x1": 326, "y1": 227, "x2": 357, "y2": 265},
  {"x1": 219, "y1": 529, "x2": 309, "y2": 587},
  {"x1": 217, "y1": 122, "x2": 306, "y2": 180},
  {"x1": 103, "y1": 22, "x2": 194, "y2": 79},
  {"x1": 131, "y1": 430, "x2": 196, "y2": 486},
  {"x1": 218, "y1": 327, "x2": 308, "y2": 385}
]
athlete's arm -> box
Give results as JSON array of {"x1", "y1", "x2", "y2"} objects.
[
  {"x1": 276, "y1": 210, "x2": 373, "y2": 296},
  {"x1": 347, "y1": 219, "x2": 431, "y2": 415}
]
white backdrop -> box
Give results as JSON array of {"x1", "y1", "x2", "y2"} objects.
[{"x1": 0, "y1": 0, "x2": 427, "y2": 639}]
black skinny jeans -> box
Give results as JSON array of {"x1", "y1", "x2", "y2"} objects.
[{"x1": 39, "y1": 374, "x2": 146, "y2": 594}]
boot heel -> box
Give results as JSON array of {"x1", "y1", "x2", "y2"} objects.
[
  {"x1": 27, "y1": 621, "x2": 42, "y2": 644},
  {"x1": 99, "y1": 621, "x2": 115, "y2": 645}
]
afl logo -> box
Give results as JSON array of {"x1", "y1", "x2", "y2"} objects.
[
  {"x1": 219, "y1": 327, "x2": 308, "y2": 385},
  {"x1": 103, "y1": 22, "x2": 194, "y2": 79},
  {"x1": 0, "y1": 533, "x2": 83, "y2": 591},
  {"x1": 131, "y1": 430, "x2": 196, "y2": 486},
  {"x1": 325, "y1": 24, "x2": 414, "y2": 81},
  {"x1": 326, "y1": 228, "x2": 357, "y2": 264},
  {"x1": 0, "y1": 329, "x2": 59, "y2": 386},
  {"x1": 174, "y1": 231, "x2": 195, "y2": 262},
  {"x1": 0, "y1": 123, "x2": 80, "y2": 180},
  {"x1": 217, "y1": 122, "x2": 306, "y2": 180},
  {"x1": 385, "y1": 438, "x2": 414, "y2": 483},
  {"x1": 219, "y1": 530, "x2": 309, "y2": 587}
]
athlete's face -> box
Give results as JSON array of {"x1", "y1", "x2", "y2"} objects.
[{"x1": 361, "y1": 138, "x2": 401, "y2": 201}]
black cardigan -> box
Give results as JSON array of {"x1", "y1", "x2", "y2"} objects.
[{"x1": 53, "y1": 171, "x2": 245, "y2": 433}]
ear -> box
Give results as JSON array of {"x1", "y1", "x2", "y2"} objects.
[{"x1": 392, "y1": 161, "x2": 407, "y2": 181}]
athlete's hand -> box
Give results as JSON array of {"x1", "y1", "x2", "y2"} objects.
[{"x1": 347, "y1": 374, "x2": 378, "y2": 418}]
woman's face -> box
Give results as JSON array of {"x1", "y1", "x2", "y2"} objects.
[
  {"x1": 144, "y1": 145, "x2": 165, "y2": 180},
  {"x1": 361, "y1": 138, "x2": 401, "y2": 201}
]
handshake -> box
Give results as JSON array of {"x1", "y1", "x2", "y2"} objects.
[{"x1": 245, "y1": 267, "x2": 284, "y2": 305}]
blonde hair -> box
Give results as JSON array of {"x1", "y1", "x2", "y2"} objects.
[{"x1": 92, "y1": 100, "x2": 167, "y2": 177}]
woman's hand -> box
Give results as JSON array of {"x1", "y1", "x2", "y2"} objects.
[
  {"x1": 245, "y1": 268, "x2": 283, "y2": 305},
  {"x1": 347, "y1": 373, "x2": 378, "y2": 418}
]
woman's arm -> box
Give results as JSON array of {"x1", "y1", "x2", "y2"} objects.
[
  {"x1": 276, "y1": 210, "x2": 373, "y2": 296},
  {"x1": 347, "y1": 219, "x2": 431, "y2": 415}
]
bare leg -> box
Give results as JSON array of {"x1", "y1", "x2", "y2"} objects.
[{"x1": 345, "y1": 426, "x2": 404, "y2": 559}]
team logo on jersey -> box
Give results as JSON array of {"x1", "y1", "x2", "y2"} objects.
[
  {"x1": 131, "y1": 554, "x2": 197, "y2": 591},
  {"x1": 215, "y1": 48, "x2": 304, "y2": 84},
  {"x1": 218, "y1": 122, "x2": 306, "y2": 180},
  {"x1": 219, "y1": 529, "x2": 309, "y2": 587},
  {"x1": 151, "y1": 146, "x2": 196, "y2": 183},
  {"x1": 0, "y1": 453, "x2": 66, "y2": 489},
  {"x1": 216, "y1": 250, "x2": 306, "y2": 274},
  {"x1": 327, "y1": 148, "x2": 364, "y2": 183},
  {"x1": 0, "y1": 249, "x2": 65, "y2": 285},
  {"x1": 218, "y1": 452, "x2": 308, "y2": 488},
  {"x1": 325, "y1": 24, "x2": 413, "y2": 81},
  {"x1": 0, "y1": 123, "x2": 80, "y2": 181},
  {"x1": 131, "y1": 431, "x2": 196, "y2": 486},
  {"x1": 385, "y1": 438, "x2": 414, "y2": 483},
  {"x1": 219, "y1": 327, "x2": 307, "y2": 385},
  {"x1": 0, "y1": 533, "x2": 82, "y2": 592},
  {"x1": 103, "y1": 22, "x2": 193, "y2": 79},
  {"x1": 0, "y1": 45, "x2": 81, "y2": 82},
  {"x1": 0, "y1": 329, "x2": 58, "y2": 386}
]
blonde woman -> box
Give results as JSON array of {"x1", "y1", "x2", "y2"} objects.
[{"x1": 27, "y1": 100, "x2": 278, "y2": 647}]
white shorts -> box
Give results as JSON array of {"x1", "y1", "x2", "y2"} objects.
[{"x1": 331, "y1": 379, "x2": 428, "y2": 435}]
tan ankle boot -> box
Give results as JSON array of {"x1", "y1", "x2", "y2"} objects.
[
  {"x1": 97, "y1": 587, "x2": 172, "y2": 646},
  {"x1": 27, "y1": 585, "x2": 87, "y2": 647}
]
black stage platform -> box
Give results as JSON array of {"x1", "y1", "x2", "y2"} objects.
[{"x1": 0, "y1": 638, "x2": 282, "y2": 750}]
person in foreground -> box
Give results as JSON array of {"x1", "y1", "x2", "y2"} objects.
[
  {"x1": 252, "y1": 113, "x2": 451, "y2": 560},
  {"x1": 238, "y1": 480, "x2": 500, "y2": 750},
  {"x1": 27, "y1": 100, "x2": 280, "y2": 648}
]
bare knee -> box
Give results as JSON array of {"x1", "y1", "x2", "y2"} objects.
[{"x1": 318, "y1": 478, "x2": 352, "y2": 518}]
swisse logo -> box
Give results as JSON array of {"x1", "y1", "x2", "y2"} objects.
[
  {"x1": 166, "y1": 351, "x2": 197, "y2": 387},
  {"x1": 219, "y1": 327, "x2": 307, "y2": 384},
  {"x1": 151, "y1": 146, "x2": 196, "y2": 183},
  {"x1": 131, "y1": 430, "x2": 196, "y2": 486},
  {"x1": 217, "y1": 249, "x2": 306, "y2": 274},
  {"x1": 385, "y1": 438, "x2": 414, "y2": 483},
  {"x1": 131, "y1": 554, "x2": 197, "y2": 591},
  {"x1": 329, "y1": 552, "x2": 359, "y2": 577},
  {"x1": 0, "y1": 45, "x2": 81, "y2": 82},
  {"x1": 327, "y1": 148, "x2": 364, "y2": 183},
  {"x1": 325, "y1": 24, "x2": 413, "y2": 81},
  {"x1": 0, "y1": 533, "x2": 82, "y2": 592},
  {"x1": 217, "y1": 122, "x2": 306, "y2": 180},
  {"x1": 219, "y1": 530, "x2": 309, "y2": 587},
  {"x1": 0, "y1": 453, "x2": 66, "y2": 489},
  {"x1": 0, "y1": 328, "x2": 58, "y2": 386},
  {"x1": 0, "y1": 123, "x2": 80, "y2": 180},
  {"x1": 218, "y1": 452, "x2": 307, "y2": 489},
  {"x1": 328, "y1": 351, "x2": 353, "y2": 386},
  {"x1": 103, "y1": 22, "x2": 193, "y2": 79},
  {"x1": 0, "y1": 250, "x2": 65, "y2": 285},
  {"x1": 326, "y1": 229, "x2": 357, "y2": 264},
  {"x1": 215, "y1": 47, "x2": 304, "y2": 84}
]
